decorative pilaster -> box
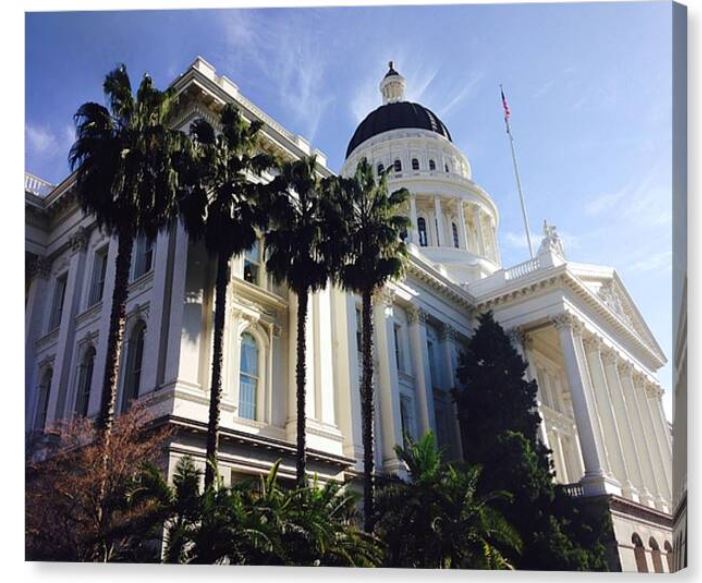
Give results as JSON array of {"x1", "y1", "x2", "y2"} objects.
[
  {"x1": 455, "y1": 198, "x2": 469, "y2": 251},
  {"x1": 374, "y1": 289, "x2": 404, "y2": 471},
  {"x1": 472, "y1": 204, "x2": 485, "y2": 256},
  {"x1": 551, "y1": 313, "x2": 619, "y2": 495},
  {"x1": 433, "y1": 196, "x2": 443, "y2": 247},
  {"x1": 407, "y1": 306, "x2": 436, "y2": 436},
  {"x1": 409, "y1": 196, "x2": 418, "y2": 245}
]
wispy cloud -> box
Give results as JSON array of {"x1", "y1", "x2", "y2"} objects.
[
  {"x1": 437, "y1": 71, "x2": 484, "y2": 118},
  {"x1": 219, "y1": 11, "x2": 332, "y2": 141},
  {"x1": 532, "y1": 79, "x2": 555, "y2": 99},
  {"x1": 26, "y1": 122, "x2": 75, "y2": 173},
  {"x1": 627, "y1": 250, "x2": 673, "y2": 274},
  {"x1": 585, "y1": 167, "x2": 671, "y2": 228}
]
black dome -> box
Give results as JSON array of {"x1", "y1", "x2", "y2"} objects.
[{"x1": 345, "y1": 101, "x2": 452, "y2": 158}]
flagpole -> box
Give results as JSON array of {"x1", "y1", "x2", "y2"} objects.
[{"x1": 501, "y1": 84, "x2": 534, "y2": 259}]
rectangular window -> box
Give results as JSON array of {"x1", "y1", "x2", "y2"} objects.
[
  {"x1": 48, "y1": 273, "x2": 67, "y2": 330},
  {"x1": 89, "y1": 246, "x2": 108, "y2": 305},
  {"x1": 393, "y1": 323, "x2": 403, "y2": 372},
  {"x1": 133, "y1": 235, "x2": 154, "y2": 280},
  {"x1": 427, "y1": 338, "x2": 440, "y2": 388},
  {"x1": 243, "y1": 240, "x2": 261, "y2": 286},
  {"x1": 400, "y1": 394, "x2": 415, "y2": 446}
]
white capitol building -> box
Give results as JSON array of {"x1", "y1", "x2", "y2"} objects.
[{"x1": 25, "y1": 57, "x2": 674, "y2": 572}]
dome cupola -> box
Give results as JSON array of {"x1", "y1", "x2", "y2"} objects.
[{"x1": 346, "y1": 62, "x2": 452, "y2": 158}]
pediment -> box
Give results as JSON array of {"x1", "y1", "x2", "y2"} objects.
[{"x1": 568, "y1": 263, "x2": 666, "y2": 362}]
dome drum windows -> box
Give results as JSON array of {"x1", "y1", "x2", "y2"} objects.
[
  {"x1": 429, "y1": 159, "x2": 436, "y2": 171},
  {"x1": 411, "y1": 158, "x2": 419, "y2": 171},
  {"x1": 393, "y1": 159, "x2": 402, "y2": 173},
  {"x1": 417, "y1": 217, "x2": 428, "y2": 247}
]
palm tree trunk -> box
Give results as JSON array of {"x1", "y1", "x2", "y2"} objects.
[
  {"x1": 360, "y1": 288, "x2": 375, "y2": 532},
  {"x1": 295, "y1": 289, "x2": 309, "y2": 486},
  {"x1": 94, "y1": 229, "x2": 134, "y2": 561},
  {"x1": 204, "y1": 252, "x2": 229, "y2": 489}
]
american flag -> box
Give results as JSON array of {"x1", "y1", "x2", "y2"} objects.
[{"x1": 501, "y1": 87, "x2": 511, "y2": 120}]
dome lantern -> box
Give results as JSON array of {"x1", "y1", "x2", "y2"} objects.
[{"x1": 380, "y1": 61, "x2": 406, "y2": 104}]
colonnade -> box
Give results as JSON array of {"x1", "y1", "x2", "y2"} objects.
[
  {"x1": 548, "y1": 312, "x2": 672, "y2": 510},
  {"x1": 407, "y1": 195, "x2": 500, "y2": 263},
  {"x1": 372, "y1": 291, "x2": 462, "y2": 470}
]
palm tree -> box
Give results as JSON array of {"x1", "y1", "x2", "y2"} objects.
[
  {"x1": 376, "y1": 433, "x2": 522, "y2": 569},
  {"x1": 177, "y1": 104, "x2": 274, "y2": 489},
  {"x1": 68, "y1": 64, "x2": 183, "y2": 501},
  {"x1": 332, "y1": 158, "x2": 410, "y2": 532},
  {"x1": 263, "y1": 156, "x2": 337, "y2": 485}
]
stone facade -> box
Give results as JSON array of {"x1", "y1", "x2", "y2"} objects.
[{"x1": 25, "y1": 57, "x2": 673, "y2": 571}]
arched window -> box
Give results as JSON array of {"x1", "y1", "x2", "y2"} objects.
[
  {"x1": 34, "y1": 367, "x2": 53, "y2": 431},
  {"x1": 417, "y1": 217, "x2": 428, "y2": 247},
  {"x1": 393, "y1": 159, "x2": 402, "y2": 172},
  {"x1": 632, "y1": 534, "x2": 648, "y2": 573},
  {"x1": 121, "y1": 321, "x2": 145, "y2": 413},
  {"x1": 452, "y1": 222, "x2": 460, "y2": 248},
  {"x1": 411, "y1": 158, "x2": 419, "y2": 171},
  {"x1": 239, "y1": 333, "x2": 259, "y2": 420},
  {"x1": 429, "y1": 159, "x2": 436, "y2": 171},
  {"x1": 377, "y1": 163, "x2": 384, "y2": 175},
  {"x1": 445, "y1": 163, "x2": 450, "y2": 173},
  {"x1": 650, "y1": 537, "x2": 664, "y2": 573},
  {"x1": 74, "y1": 346, "x2": 96, "y2": 417},
  {"x1": 664, "y1": 541, "x2": 673, "y2": 572}
]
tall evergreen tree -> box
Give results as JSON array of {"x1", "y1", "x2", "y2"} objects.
[
  {"x1": 454, "y1": 311, "x2": 611, "y2": 571},
  {"x1": 332, "y1": 158, "x2": 410, "y2": 532},
  {"x1": 263, "y1": 156, "x2": 337, "y2": 486},
  {"x1": 177, "y1": 104, "x2": 274, "y2": 489}
]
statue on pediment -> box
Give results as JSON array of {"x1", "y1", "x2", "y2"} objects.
[{"x1": 538, "y1": 219, "x2": 566, "y2": 258}]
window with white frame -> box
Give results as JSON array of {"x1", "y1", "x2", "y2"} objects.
[
  {"x1": 393, "y1": 159, "x2": 402, "y2": 173},
  {"x1": 133, "y1": 235, "x2": 154, "y2": 280},
  {"x1": 452, "y1": 222, "x2": 460, "y2": 248},
  {"x1": 89, "y1": 246, "x2": 109, "y2": 306},
  {"x1": 429, "y1": 159, "x2": 436, "y2": 171},
  {"x1": 411, "y1": 158, "x2": 420, "y2": 171},
  {"x1": 48, "y1": 272, "x2": 68, "y2": 330},
  {"x1": 74, "y1": 346, "x2": 96, "y2": 417},
  {"x1": 239, "y1": 332, "x2": 259, "y2": 420},
  {"x1": 34, "y1": 367, "x2": 53, "y2": 431},
  {"x1": 121, "y1": 321, "x2": 145, "y2": 412},
  {"x1": 243, "y1": 240, "x2": 262, "y2": 286}
]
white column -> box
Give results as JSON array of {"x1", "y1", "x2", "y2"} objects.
[
  {"x1": 47, "y1": 229, "x2": 90, "y2": 424},
  {"x1": 553, "y1": 430, "x2": 570, "y2": 483},
  {"x1": 407, "y1": 306, "x2": 436, "y2": 436},
  {"x1": 374, "y1": 290, "x2": 404, "y2": 472},
  {"x1": 314, "y1": 286, "x2": 336, "y2": 426},
  {"x1": 433, "y1": 196, "x2": 444, "y2": 247},
  {"x1": 600, "y1": 349, "x2": 645, "y2": 501},
  {"x1": 618, "y1": 362, "x2": 658, "y2": 507},
  {"x1": 642, "y1": 382, "x2": 672, "y2": 504},
  {"x1": 628, "y1": 369, "x2": 668, "y2": 510},
  {"x1": 552, "y1": 313, "x2": 619, "y2": 495},
  {"x1": 455, "y1": 198, "x2": 469, "y2": 251},
  {"x1": 439, "y1": 323, "x2": 463, "y2": 459},
  {"x1": 25, "y1": 258, "x2": 50, "y2": 428},
  {"x1": 409, "y1": 196, "x2": 419, "y2": 245},
  {"x1": 583, "y1": 337, "x2": 632, "y2": 496},
  {"x1": 472, "y1": 204, "x2": 485, "y2": 256}
]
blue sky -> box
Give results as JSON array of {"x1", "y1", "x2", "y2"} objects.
[{"x1": 25, "y1": 2, "x2": 674, "y2": 415}]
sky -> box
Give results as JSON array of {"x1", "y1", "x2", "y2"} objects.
[{"x1": 25, "y1": 2, "x2": 674, "y2": 416}]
